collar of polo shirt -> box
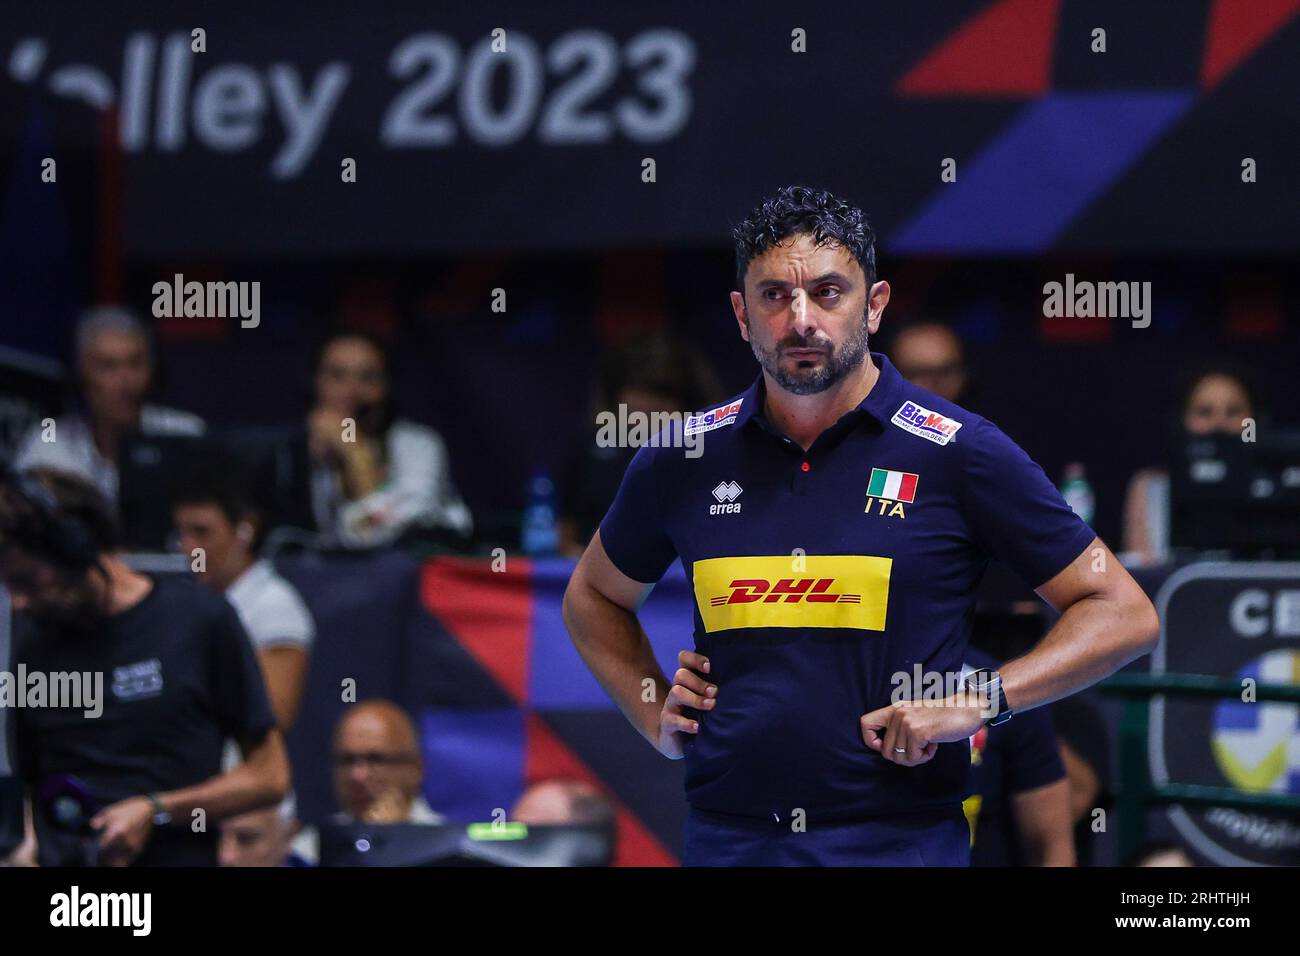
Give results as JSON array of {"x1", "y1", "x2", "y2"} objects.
[{"x1": 735, "y1": 351, "x2": 904, "y2": 432}]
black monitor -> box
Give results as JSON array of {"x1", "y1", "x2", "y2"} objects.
[
  {"x1": 116, "y1": 433, "x2": 203, "y2": 550},
  {"x1": 1168, "y1": 430, "x2": 1300, "y2": 559},
  {"x1": 318, "y1": 821, "x2": 614, "y2": 867}
]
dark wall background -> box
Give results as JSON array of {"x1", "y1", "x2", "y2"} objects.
[
  {"x1": 115, "y1": 251, "x2": 1299, "y2": 550},
  {"x1": 2, "y1": 0, "x2": 1298, "y2": 547}
]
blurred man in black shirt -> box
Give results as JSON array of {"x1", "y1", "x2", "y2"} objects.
[
  {"x1": 0, "y1": 467, "x2": 289, "y2": 866},
  {"x1": 963, "y1": 648, "x2": 1074, "y2": 866}
]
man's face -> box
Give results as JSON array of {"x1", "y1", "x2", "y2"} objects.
[
  {"x1": 332, "y1": 712, "x2": 422, "y2": 820},
  {"x1": 730, "y1": 234, "x2": 887, "y2": 395},
  {"x1": 511, "y1": 783, "x2": 577, "y2": 825},
  {"x1": 893, "y1": 327, "x2": 967, "y2": 403},
  {"x1": 219, "y1": 806, "x2": 296, "y2": 867},
  {"x1": 0, "y1": 547, "x2": 99, "y2": 629},
  {"x1": 616, "y1": 386, "x2": 685, "y2": 418},
  {"x1": 80, "y1": 330, "x2": 151, "y2": 430},
  {"x1": 173, "y1": 502, "x2": 247, "y2": 590}
]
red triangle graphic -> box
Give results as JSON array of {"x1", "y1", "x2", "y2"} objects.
[
  {"x1": 1201, "y1": 0, "x2": 1300, "y2": 90},
  {"x1": 524, "y1": 713, "x2": 677, "y2": 867},
  {"x1": 897, "y1": 0, "x2": 1061, "y2": 97},
  {"x1": 421, "y1": 556, "x2": 532, "y2": 703}
]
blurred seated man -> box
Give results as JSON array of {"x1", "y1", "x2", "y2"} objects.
[
  {"x1": 289, "y1": 329, "x2": 471, "y2": 548},
  {"x1": 0, "y1": 467, "x2": 288, "y2": 866},
  {"x1": 558, "y1": 331, "x2": 721, "y2": 556},
  {"x1": 219, "y1": 797, "x2": 311, "y2": 867},
  {"x1": 889, "y1": 320, "x2": 969, "y2": 405},
  {"x1": 1131, "y1": 840, "x2": 1196, "y2": 867},
  {"x1": 1122, "y1": 367, "x2": 1256, "y2": 565},
  {"x1": 511, "y1": 779, "x2": 617, "y2": 832},
  {"x1": 1051, "y1": 693, "x2": 1108, "y2": 866},
  {"x1": 14, "y1": 305, "x2": 205, "y2": 507},
  {"x1": 962, "y1": 650, "x2": 1075, "y2": 866},
  {"x1": 332, "y1": 700, "x2": 443, "y2": 824},
  {"x1": 172, "y1": 450, "x2": 314, "y2": 730}
]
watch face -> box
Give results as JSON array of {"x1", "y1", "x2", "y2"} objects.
[
  {"x1": 966, "y1": 672, "x2": 998, "y2": 694},
  {"x1": 966, "y1": 671, "x2": 1004, "y2": 722}
]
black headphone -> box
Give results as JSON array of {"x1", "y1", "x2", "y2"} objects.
[{"x1": 0, "y1": 465, "x2": 105, "y2": 571}]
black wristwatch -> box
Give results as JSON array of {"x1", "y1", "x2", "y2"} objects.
[
  {"x1": 964, "y1": 669, "x2": 1013, "y2": 726},
  {"x1": 146, "y1": 792, "x2": 172, "y2": 828}
]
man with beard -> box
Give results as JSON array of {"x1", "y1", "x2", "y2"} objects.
[
  {"x1": 562, "y1": 185, "x2": 1158, "y2": 866},
  {"x1": 0, "y1": 467, "x2": 289, "y2": 866}
]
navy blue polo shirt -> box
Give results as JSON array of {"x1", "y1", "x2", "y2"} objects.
[{"x1": 598, "y1": 352, "x2": 1096, "y2": 823}]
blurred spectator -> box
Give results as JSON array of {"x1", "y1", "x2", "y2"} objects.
[
  {"x1": 889, "y1": 320, "x2": 969, "y2": 404},
  {"x1": 172, "y1": 449, "x2": 314, "y2": 730},
  {"x1": 511, "y1": 779, "x2": 617, "y2": 831},
  {"x1": 0, "y1": 799, "x2": 37, "y2": 867},
  {"x1": 1052, "y1": 693, "x2": 1110, "y2": 867},
  {"x1": 558, "y1": 331, "x2": 721, "y2": 556},
  {"x1": 962, "y1": 651, "x2": 1074, "y2": 866},
  {"x1": 1122, "y1": 367, "x2": 1256, "y2": 565},
  {"x1": 219, "y1": 797, "x2": 311, "y2": 867},
  {"x1": 13, "y1": 305, "x2": 205, "y2": 507},
  {"x1": 0, "y1": 466, "x2": 288, "y2": 866},
  {"x1": 290, "y1": 329, "x2": 472, "y2": 548},
  {"x1": 1130, "y1": 840, "x2": 1196, "y2": 867},
  {"x1": 332, "y1": 700, "x2": 443, "y2": 824}
]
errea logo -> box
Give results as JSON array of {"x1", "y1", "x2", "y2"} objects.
[{"x1": 710, "y1": 481, "x2": 743, "y2": 515}]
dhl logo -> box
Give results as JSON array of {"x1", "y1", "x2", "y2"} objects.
[
  {"x1": 708, "y1": 578, "x2": 861, "y2": 605},
  {"x1": 693, "y1": 555, "x2": 891, "y2": 633}
]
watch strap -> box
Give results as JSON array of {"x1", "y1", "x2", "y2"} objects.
[{"x1": 146, "y1": 792, "x2": 171, "y2": 827}]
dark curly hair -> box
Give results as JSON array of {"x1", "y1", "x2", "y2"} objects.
[
  {"x1": 731, "y1": 185, "x2": 877, "y2": 293},
  {"x1": 0, "y1": 467, "x2": 117, "y2": 567}
]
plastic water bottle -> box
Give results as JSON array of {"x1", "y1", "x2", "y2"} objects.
[
  {"x1": 521, "y1": 471, "x2": 559, "y2": 556},
  {"x1": 1060, "y1": 462, "x2": 1095, "y2": 526}
]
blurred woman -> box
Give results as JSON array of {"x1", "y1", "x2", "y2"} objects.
[
  {"x1": 1121, "y1": 368, "x2": 1255, "y2": 565},
  {"x1": 306, "y1": 330, "x2": 471, "y2": 548},
  {"x1": 558, "y1": 331, "x2": 721, "y2": 557}
]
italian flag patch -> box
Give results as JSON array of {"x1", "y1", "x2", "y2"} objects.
[{"x1": 867, "y1": 468, "x2": 918, "y2": 503}]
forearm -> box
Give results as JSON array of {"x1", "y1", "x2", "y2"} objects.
[
  {"x1": 563, "y1": 581, "x2": 669, "y2": 746},
  {"x1": 1014, "y1": 782, "x2": 1076, "y2": 866},
  {"x1": 338, "y1": 440, "x2": 385, "y2": 498},
  {"x1": 1026, "y1": 831, "x2": 1076, "y2": 867},
  {"x1": 157, "y1": 731, "x2": 289, "y2": 823},
  {"x1": 257, "y1": 647, "x2": 309, "y2": 730},
  {"x1": 1001, "y1": 594, "x2": 1156, "y2": 713},
  {"x1": 1, "y1": 798, "x2": 38, "y2": 866}
]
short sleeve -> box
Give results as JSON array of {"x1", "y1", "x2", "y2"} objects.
[
  {"x1": 960, "y1": 419, "x2": 1097, "y2": 588},
  {"x1": 13, "y1": 421, "x2": 64, "y2": 475},
  {"x1": 209, "y1": 600, "x2": 278, "y2": 745},
  {"x1": 239, "y1": 579, "x2": 315, "y2": 651},
  {"x1": 1000, "y1": 705, "x2": 1066, "y2": 794},
  {"x1": 597, "y1": 444, "x2": 677, "y2": 584}
]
